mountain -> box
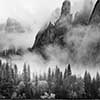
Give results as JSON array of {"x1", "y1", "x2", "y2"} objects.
[
  {"x1": 0, "y1": 18, "x2": 31, "y2": 33},
  {"x1": 50, "y1": 8, "x2": 61, "y2": 24},
  {"x1": 5, "y1": 18, "x2": 25, "y2": 33},
  {"x1": 29, "y1": 0, "x2": 72, "y2": 59},
  {"x1": 73, "y1": 0, "x2": 100, "y2": 25},
  {"x1": 30, "y1": 0, "x2": 100, "y2": 60}
]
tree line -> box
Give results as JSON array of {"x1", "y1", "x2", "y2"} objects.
[{"x1": 0, "y1": 59, "x2": 99, "y2": 99}]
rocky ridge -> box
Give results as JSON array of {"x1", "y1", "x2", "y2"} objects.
[{"x1": 30, "y1": 0, "x2": 100, "y2": 60}]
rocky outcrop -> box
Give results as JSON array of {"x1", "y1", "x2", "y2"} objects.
[
  {"x1": 89, "y1": 0, "x2": 100, "y2": 24},
  {"x1": 73, "y1": 0, "x2": 100, "y2": 25},
  {"x1": 30, "y1": 0, "x2": 72, "y2": 59},
  {"x1": 50, "y1": 8, "x2": 61, "y2": 24},
  {"x1": 31, "y1": 22, "x2": 67, "y2": 59},
  {"x1": 61, "y1": 0, "x2": 71, "y2": 16},
  {"x1": 55, "y1": 0, "x2": 72, "y2": 27},
  {"x1": 30, "y1": 0, "x2": 100, "y2": 63},
  {"x1": 32, "y1": 0, "x2": 72, "y2": 49}
]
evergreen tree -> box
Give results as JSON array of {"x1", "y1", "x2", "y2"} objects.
[
  {"x1": 11, "y1": 68, "x2": 14, "y2": 81},
  {"x1": 5, "y1": 63, "x2": 9, "y2": 81},
  {"x1": 39, "y1": 74, "x2": 42, "y2": 81},
  {"x1": 51, "y1": 71, "x2": 55, "y2": 81},
  {"x1": 54, "y1": 66, "x2": 63, "y2": 98},
  {"x1": 64, "y1": 64, "x2": 72, "y2": 79},
  {"x1": 84, "y1": 71, "x2": 92, "y2": 98},
  {"x1": 55, "y1": 66, "x2": 60, "y2": 81},
  {"x1": 34, "y1": 74, "x2": 40, "y2": 98},
  {"x1": 35, "y1": 74, "x2": 38, "y2": 87},
  {"x1": 43, "y1": 72, "x2": 47, "y2": 80},
  {"x1": 27, "y1": 65, "x2": 31, "y2": 81},
  {"x1": 68, "y1": 64, "x2": 72, "y2": 76},
  {"x1": 48, "y1": 67, "x2": 52, "y2": 93},
  {"x1": 1, "y1": 63, "x2": 6, "y2": 80},
  {"x1": 23, "y1": 63, "x2": 28, "y2": 83},
  {"x1": 91, "y1": 77, "x2": 97, "y2": 98},
  {"x1": 64, "y1": 68, "x2": 68, "y2": 79},
  {"x1": 96, "y1": 72, "x2": 100, "y2": 98},
  {"x1": 48, "y1": 67, "x2": 51, "y2": 80},
  {"x1": 96, "y1": 72, "x2": 100, "y2": 88},
  {"x1": 9, "y1": 64, "x2": 13, "y2": 82},
  {"x1": 14, "y1": 64, "x2": 18, "y2": 84}
]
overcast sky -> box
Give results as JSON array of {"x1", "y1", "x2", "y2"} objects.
[{"x1": 0, "y1": 0, "x2": 97, "y2": 25}]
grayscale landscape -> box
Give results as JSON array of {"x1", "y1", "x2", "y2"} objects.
[{"x1": 0, "y1": 0, "x2": 100, "y2": 99}]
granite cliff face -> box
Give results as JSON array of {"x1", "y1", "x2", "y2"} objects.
[
  {"x1": 50, "y1": 8, "x2": 61, "y2": 24},
  {"x1": 89, "y1": 0, "x2": 100, "y2": 24},
  {"x1": 31, "y1": 0, "x2": 72, "y2": 56},
  {"x1": 30, "y1": 0, "x2": 100, "y2": 60}
]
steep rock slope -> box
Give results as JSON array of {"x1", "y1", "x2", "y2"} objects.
[
  {"x1": 89, "y1": 0, "x2": 100, "y2": 24},
  {"x1": 30, "y1": 0, "x2": 72, "y2": 58},
  {"x1": 30, "y1": 0, "x2": 100, "y2": 61}
]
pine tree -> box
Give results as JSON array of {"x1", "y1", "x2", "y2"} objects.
[
  {"x1": 43, "y1": 72, "x2": 47, "y2": 80},
  {"x1": 14, "y1": 64, "x2": 18, "y2": 84},
  {"x1": 64, "y1": 64, "x2": 72, "y2": 79},
  {"x1": 96, "y1": 72, "x2": 100, "y2": 87},
  {"x1": 23, "y1": 63, "x2": 28, "y2": 83},
  {"x1": 35, "y1": 74, "x2": 38, "y2": 89},
  {"x1": 5, "y1": 62, "x2": 10, "y2": 81},
  {"x1": 48, "y1": 67, "x2": 51, "y2": 81},
  {"x1": 64, "y1": 68, "x2": 68, "y2": 79},
  {"x1": 9, "y1": 64, "x2": 13, "y2": 82},
  {"x1": 91, "y1": 77, "x2": 97, "y2": 98},
  {"x1": 96, "y1": 72, "x2": 100, "y2": 97},
  {"x1": 51, "y1": 71, "x2": 55, "y2": 81},
  {"x1": 11, "y1": 68, "x2": 14, "y2": 81},
  {"x1": 55, "y1": 66, "x2": 60, "y2": 81},
  {"x1": 27, "y1": 65, "x2": 31, "y2": 81},
  {"x1": 84, "y1": 71, "x2": 92, "y2": 98},
  {"x1": 54, "y1": 66, "x2": 63, "y2": 98},
  {"x1": 48, "y1": 67, "x2": 52, "y2": 93},
  {"x1": 1, "y1": 63, "x2": 6, "y2": 80},
  {"x1": 68, "y1": 64, "x2": 72, "y2": 76}
]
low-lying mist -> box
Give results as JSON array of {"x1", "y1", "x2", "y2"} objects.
[
  {"x1": 41, "y1": 24, "x2": 100, "y2": 77},
  {"x1": 64, "y1": 24, "x2": 100, "y2": 65},
  {"x1": 0, "y1": 0, "x2": 99, "y2": 77},
  {"x1": 8, "y1": 24, "x2": 100, "y2": 77}
]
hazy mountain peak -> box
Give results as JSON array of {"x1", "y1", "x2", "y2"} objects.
[
  {"x1": 50, "y1": 8, "x2": 61, "y2": 24},
  {"x1": 0, "y1": 17, "x2": 32, "y2": 33},
  {"x1": 5, "y1": 17, "x2": 25, "y2": 33},
  {"x1": 61, "y1": 0, "x2": 71, "y2": 17}
]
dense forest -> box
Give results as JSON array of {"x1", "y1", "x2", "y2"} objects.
[{"x1": 0, "y1": 60, "x2": 100, "y2": 99}]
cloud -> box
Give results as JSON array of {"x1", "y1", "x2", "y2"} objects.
[
  {"x1": 0, "y1": 0, "x2": 98, "y2": 77},
  {"x1": 43, "y1": 24, "x2": 100, "y2": 66}
]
